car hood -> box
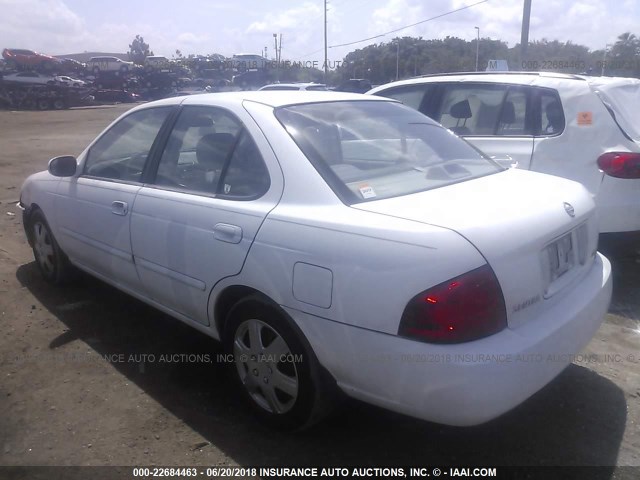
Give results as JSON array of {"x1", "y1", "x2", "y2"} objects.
[{"x1": 352, "y1": 169, "x2": 599, "y2": 328}]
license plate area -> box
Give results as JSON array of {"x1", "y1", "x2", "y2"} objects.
[
  {"x1": 541, "y1": 223, "x2": 590, "y2": 298},
  {"x1": 546, "y1": 232, "x2": 574, "y2": 282}
]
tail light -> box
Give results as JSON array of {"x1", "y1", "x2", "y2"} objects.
[
  {"x1": 597, "y1": 152, "x2": 640, "y2": 178},
  {"x1": 398, "y1": 264, "x2": 507, "y2": 344}
]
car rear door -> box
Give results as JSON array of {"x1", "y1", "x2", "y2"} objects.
[
  {"x1": 129, "y1": 105, "x2": 282, "y2": 326},
  {"x1": 428, "y1": 82, "x2": 535, "y2": 169},
  {"x1": 55, "y1": 106, "x2": 175, "y2": 291}
]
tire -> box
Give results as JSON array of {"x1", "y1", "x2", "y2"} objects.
[
  {"x1": 223, "y1": 295, "x2": 333, "y2": 430},
  {"x1": 52, "y1": 98, "x2": 66, "y2": 110},
  {"x1": 37, "y1": 98, "x2": 50, "y2": 110},
  {"x1": 29, "y1": 210, "x2": 73, "y2": 284}
]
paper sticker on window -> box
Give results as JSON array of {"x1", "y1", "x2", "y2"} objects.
[
  {"x1": 577, "y1": 111, "x2": 592, "y2": 125},
  {"x1": 358, "y1": 184, "x2": 376, "y2": 199}
]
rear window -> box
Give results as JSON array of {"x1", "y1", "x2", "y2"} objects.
[{"x1": 275, "y1": 101, "x2": 502, "y2": 204}]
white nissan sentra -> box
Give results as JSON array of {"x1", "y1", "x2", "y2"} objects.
[{"x1": 19, "y1": 91, "x2": 612, "y2": 429}]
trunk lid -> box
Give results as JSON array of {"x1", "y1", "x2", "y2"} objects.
[{"x1": 353, "y1": 169, "x2": 599, "y2": 329}]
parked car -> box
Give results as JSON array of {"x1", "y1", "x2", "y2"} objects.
[
  {"x1": 333, "y1": 78, "x2": 372, "y2": 93},
  {"x1": 54, "y1": 75, "x2": 87, "y2": 87},
  {"x1": 259, "y1": 83, "x2": 328, "y2": 91},
  {"x1": 86, "y1": 56, "x2": 134, "y2": 74},
  {"x1": 2, "y1": 48, "x2": 62, "y2": 70},
  {"x1": 18, "y1": 92, "x2": 611, "y2": 429},
  {"x1": 369, "y1": 72, "x2": 640, "y2": 238},
  {"x1": 144, "y1": 55, "x2": 171, "y2": 72},
  {"x1": 92, "y1": 89, "x2": 140, "y2": 103},
  {"x1": 60, "y1": 58, "x2": 86, "y2": 73},
  {"x1": 232, "y1": 70, "x2": 267, "y2": 89},
  {"x1": 2, "y1": 71, "x2": 56, "y2": 85}
]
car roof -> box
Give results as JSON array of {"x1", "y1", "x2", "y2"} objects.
[
  {"x1": 137, "y1": 91, "x2": 392, "y2": 110},
  {"x1": 368, "y1": 71, "x2": 594, "y2": 92},
  {"x1": 260, "y1": 83, "x2": 326, "y2": 89}
]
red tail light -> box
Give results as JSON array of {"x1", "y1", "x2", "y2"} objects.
[
  {"x1": 398, "y1": 264, "x2": 507, "y2": 344},
  {"x1": 597, "y1": 152, "x2": 640, "y2": 179}
]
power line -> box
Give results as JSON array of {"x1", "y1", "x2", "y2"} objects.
[{"x1": 329, "y1": 0, "x2": 489, "y2": 49}]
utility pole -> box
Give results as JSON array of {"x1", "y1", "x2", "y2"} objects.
[
  {"x1": 520, "y1": 0, "x2": 532, "y2": 69},
  {"x1": 396, "y1": 40, "x2": 400, "y2": 80},
  {"x1": 324, "y1": 0, "x2": 328, "y2": 82},
  {"x1": 279, "y1": 34, "x2": 283, "y2": 64},
  {"x1": 273, "y1": 33, "x2": 278, "y2": 62},
  {"x1": 602, "y1": 44, "x2": 612, "y2": 76},
  {"x1": 475, "y1": 26, "x2": 480, "y2": 71}
]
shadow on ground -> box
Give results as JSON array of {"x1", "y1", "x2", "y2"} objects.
[{"x1": 16, "y1": 262, "x2": 627, "y2": 472}]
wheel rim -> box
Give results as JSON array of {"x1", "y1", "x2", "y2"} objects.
[
  {"x1": 233, "y1": 319, "x2": 299, "y2": 414},
  {"x1": 33, "y1": 221, "x2": 55, "y2": 276}
]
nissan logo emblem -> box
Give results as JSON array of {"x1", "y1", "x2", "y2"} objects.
[{"x1": 563, "y1": 202, "x2": 575, "y2": 218}]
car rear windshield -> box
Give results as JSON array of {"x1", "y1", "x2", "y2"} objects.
[{"x1": 275, "y1": 100, "x2": 503, "y2": 203}]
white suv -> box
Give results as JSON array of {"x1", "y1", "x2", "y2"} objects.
[
  {"x1": 369, "y1": 73, "x2": 640, "y2": 237},
  {"x1": 87, "y1": 56, "x2": 134, "y2": 74}
]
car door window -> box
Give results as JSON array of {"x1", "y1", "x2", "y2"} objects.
[
  {"x1": 435, "y1": 83, "x2": 509, "y2": 136},
  {"x1": 84, "y1": 107, "x2": 172, "y2": 182},
  {"x1": 154, "y1": 106, "x2": 270, "y2": 199},
  {"x1": 219, "y1": 130, "x2": 270, "y2": 199},
  {"x1": 497, "y1": 87, "x2": 531, "y2": 136}
]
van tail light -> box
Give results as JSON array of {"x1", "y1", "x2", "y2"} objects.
[
  {"x1": 597, "y1": 152, "x2": 640, "y2": 178},
  {"x1": 398, "y1": 264, "x2": 507, "y2": 344}
]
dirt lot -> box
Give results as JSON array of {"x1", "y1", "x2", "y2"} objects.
[{"x1": 0, "y1": 105, "x2": 639, "y2": 473}]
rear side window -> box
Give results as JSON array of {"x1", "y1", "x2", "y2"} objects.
[
  {"x1": 539, "y1": 90, "x2": 565, "y2": 136},
  {"x1": 434, "y1": 83, "x2": 533, "y2": 137}
]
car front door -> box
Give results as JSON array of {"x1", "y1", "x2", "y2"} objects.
[
  {"x1": 130, "y1": 105, "x2": 282, "y2": 325},
  {"x1": 55, "y1": 106, "x2": 174, "y2": 291}
]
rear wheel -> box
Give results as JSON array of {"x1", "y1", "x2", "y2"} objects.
[
  {"x1": 52, "y1": 98, "x2": 66, "y2": 110},
  {"x1": 30, "y1": 210, "x2": 73, "y2": 284},
  {"x1": 224, "y1": 296, "x2": 333, "y2": 429}
]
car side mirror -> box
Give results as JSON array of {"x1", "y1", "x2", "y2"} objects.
[{"x1": 48, "y1": 155, "x2": 77, "y2": 177}]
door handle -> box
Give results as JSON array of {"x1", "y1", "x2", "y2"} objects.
[
  {"x1": 213, "y1": 223, "x2": 242, "y2": 244},
  {"x1": 111, "y1": 201, "x2": 128, "y2": 216},
  {"x1": 490, "y1": 155, "x2": 518, "y2": 169}
]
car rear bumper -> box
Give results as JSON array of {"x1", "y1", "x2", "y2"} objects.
[
  {"x1": 596, "y1": 176, "x2": 640, "y2": 233},
  {"x1": 287, "y1": 252, "x2": 612, "y2": 426}
]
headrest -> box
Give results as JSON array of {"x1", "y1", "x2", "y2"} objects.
[{"x1": 449, "y1": 100, "x2": 472, "y2": 119}]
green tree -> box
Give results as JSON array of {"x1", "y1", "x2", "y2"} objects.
[
  {"x1": 608, "y1": 32, "x2": 640, "y2": 76},
  {"x1": 128, "y1": 35, "x2": 153, "y2": 65}
]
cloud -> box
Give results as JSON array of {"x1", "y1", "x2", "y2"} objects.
[
  {"x1": 1, "y1": 0, "x2": 640, "y2": 63},
  {"x1": 0, "y1": 0, "x2": 85, "y2": 52}
]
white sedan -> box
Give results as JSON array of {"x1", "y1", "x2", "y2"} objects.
[
  {"x1": 2, "y1": 71, "x2": 56, "y2": 85},
  {"x1": 19, "y1": 91, "x2": 612, "y2": 429},
  {"x1": 54, "y1": 75, "x2": 87, "y2": 87}
]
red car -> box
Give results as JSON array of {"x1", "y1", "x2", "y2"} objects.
[{"x1": 2, "y1": 48, "x2": 62, "y2": 70}]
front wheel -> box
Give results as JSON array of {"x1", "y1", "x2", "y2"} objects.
[
  {"x1": 224, "y1": 296, "x2": 333, "y2": 429},
  {"x1": 30, "y1": 210, "x2": 73, "y2": 284}
]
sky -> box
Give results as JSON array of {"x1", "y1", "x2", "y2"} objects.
[{"x1": 1, "y1": 0, "x2": 640, "y2": 64}]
